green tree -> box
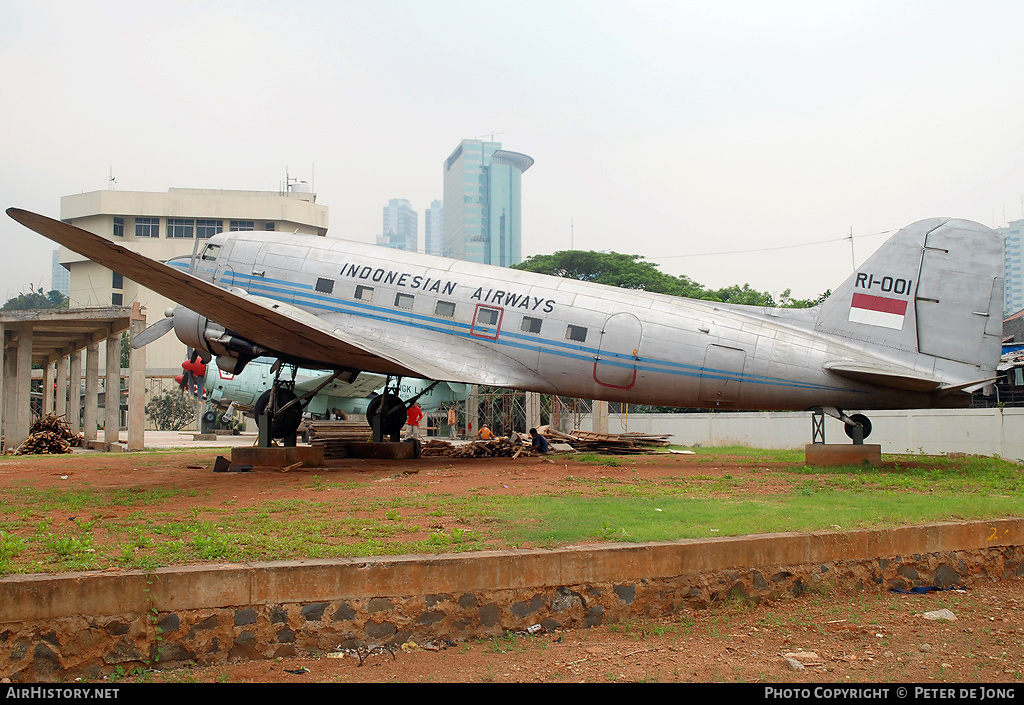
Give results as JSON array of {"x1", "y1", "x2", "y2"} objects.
[
  {"x1": 512, "y1": 250, "x2": 828, "y2": 308},
  {"x1": 145, "y1": 390, "x2": 196, "y2": 431},
  {"x1": 2, "y1": 285, "x2": 69, "y2": 311}
]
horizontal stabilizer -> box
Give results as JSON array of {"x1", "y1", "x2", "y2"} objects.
[
  {"x1": 935, "y1": 377, "x2": 997, "y2": 396},
  {"x1": 824, "y1": 363, "x2": 943, "y2": 393}
]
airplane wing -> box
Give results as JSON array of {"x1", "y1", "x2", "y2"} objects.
[
  {"x1": 6, "y1": 208, "x2": 455, "y2": 380},
  {"x1": 292, "y1": 370, "x2": 385, "y2": 398}
]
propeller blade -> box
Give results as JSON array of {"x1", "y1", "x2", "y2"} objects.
[{"x1": 130, "y1": 316, "x2": 174, "y2": 349}]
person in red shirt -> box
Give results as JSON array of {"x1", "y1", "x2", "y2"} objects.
[{"x1": 406, "y1": 403, "x2": 424, "y2": 438}]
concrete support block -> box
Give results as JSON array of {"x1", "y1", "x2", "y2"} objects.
[
  {"x1": 230, "y1": 445, "x2": 325, "y2": 468},
  {"x1": 346, "y1": 441, "x2": 418, "y2": 459},
  {"x1": 805, "y1": 443, "x2": 881, "y2": 467}
]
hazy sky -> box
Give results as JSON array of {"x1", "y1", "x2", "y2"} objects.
[{"x1": 2, "y1": 0, "x2": 1023, "y2": 303}]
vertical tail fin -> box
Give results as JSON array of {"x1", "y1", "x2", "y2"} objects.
[{"x1": 814, "y1": 218, "x2": 1004, "y2": 371}]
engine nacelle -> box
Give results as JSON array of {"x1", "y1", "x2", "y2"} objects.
[{"x1": 170, "y1": 305, "x2": 272, "y2": 375}]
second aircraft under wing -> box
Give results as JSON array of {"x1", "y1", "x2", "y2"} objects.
[{"x1": 7, "y1": 208, "x2": 1004, "y2": 426}]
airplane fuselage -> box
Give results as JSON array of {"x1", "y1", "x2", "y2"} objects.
[{"x1": 175, "y1": 231, "x2": 977, "y2": 412}]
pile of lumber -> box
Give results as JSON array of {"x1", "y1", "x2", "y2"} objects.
[
  {"x1": 16, "y1": 414, "x2": 83, "y2": 455},
  {"x1": 544, "y1": 428, "x2": 673, "y2": 454},
  {"x1": 420, "y1": 436, "x2": 535, "y2": 458},
  {"x1": 305, "y1": 421, "x2": 372, "y2": 442}
]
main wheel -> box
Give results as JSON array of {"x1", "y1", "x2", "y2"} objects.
[
  {"x1": 254, "y1": 388, "x2": 303, "y2": 438},
  {"x1": 843, "y1": 413, "x2": 872, "y2": 440},
  {"x1": 365, "y1": 393, "x2": 407, "y2": 435}
]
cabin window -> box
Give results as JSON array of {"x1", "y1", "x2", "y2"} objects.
[
  {"x1": 394, "y1": 293, "x2": 414, "y2": 310},
  {"x1": 355, "y1": 285, "x2": 374, "y2": 302},
  {"x1": 566, "y1": 324, "x2": 588, "y2": 343},
  {"x1": 476, "y1": 307, "x2": 500, "y2": 326},
  {"x1": 315, "y1": 277, "x2": 334, "y2": 294},
  {"x1": 135, "y1": 217, "x2": 159, "y2": 238},
  {"x1": 521, "y1": 316, "x2": 542, "y2": 334},
  {"x1": 200, "y1": 243, "x2": 221, "y2": 261},
  {"x1": 435, "y1": 301, "x2": 456, "y2": 318}
]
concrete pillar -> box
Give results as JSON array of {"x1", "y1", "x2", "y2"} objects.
[
  {"x1": 105, "y1": 333, "x2": 120, "y2": 447},
  {"x1": 68, "y1": 350, "x2": 81, "y2": 433},
  {"x1": 3, "y1": 333, "x2": 14, "y2": 450},
  {"x1": 592, "y1": 399, "x2": 609, "y2": 435},
  {"x1": 525, "y1": 391, "x2": 542, "y2": 431},
  {"x1": 128, "y1": 317, "x2": 146, "y2": 451},
  {"x1": 43, "y1": 361, "x2": 55, "y2": 416},
  {"x1": 83, "y1": 343, "x2": 99, "y2": 442},
  {"x1": 55, "y1": 353, "x2": 69, "y2": 419},
  {"x1": 0, "y1": 322, "x2": 5, "y2": 443},
  {"x1": 12, "y1": 325, "x2": 33, "y2": 450}
]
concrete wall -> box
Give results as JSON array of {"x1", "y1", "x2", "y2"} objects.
[
  {"x1": 584, "y1": 408, "x2": 1024, "y2": 459},
  {"x1": 1, "y1": 518, "x2": 1022, "y2": 681}
]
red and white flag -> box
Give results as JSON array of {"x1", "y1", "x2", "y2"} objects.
[{"x1": 848, "y1": 293, "x2": 907, "y2": 330}]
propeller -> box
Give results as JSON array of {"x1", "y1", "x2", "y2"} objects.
[
  {"x1": 175, "y1": 349, "x2": 208, "y2": 399},
  {"x1": 131, "y1": 308, "x2": 175, "y2": 349}
]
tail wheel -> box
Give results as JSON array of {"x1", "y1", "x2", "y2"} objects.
[
  {"x1": 366, "y1": 393, "x2": 406, "y2": 435},
  {"x1": 843, "y1": 413, "x2": 872, "y2": 440},
  {"x1": 254, "y1": 388, "x2": 302, "y2": 438}
]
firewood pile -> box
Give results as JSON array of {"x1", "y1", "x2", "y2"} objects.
[
  {"x1": 418, "y1": 427, "x2": 674, "y2": 458},
  {"x1": 545, "y1": 429, "x2": 673, "y2": 454},
  {"x1": 16, "y1": 415, "x2": 83, "y2": 455},
  {"x1": 420, "y1": 436, "x2": 534, "y2": 458}
]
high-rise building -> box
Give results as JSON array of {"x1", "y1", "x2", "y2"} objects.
[
  {"x1": 998, "y1": 218, "x2": 1023, "y2": 315},
  {"x1": 442, "y1": 139, "x2": 533, "y2": 266},
  {"x1": 378, "y1": 198, "x2": 418, "y2": 252},
  {"x1": 424, "y1": 200, "x2": 443, "y2": 256},
  {"x1": 51, "y1": 250, "x2": 70, "y2": 296}
]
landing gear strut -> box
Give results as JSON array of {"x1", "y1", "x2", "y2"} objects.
[{"x1": 812, "y1": 407, "x2": 872, "y2": 445}]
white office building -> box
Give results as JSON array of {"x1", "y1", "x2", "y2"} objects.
[{"x1": 59, "y1": 186, "x2": 329, "y2": 373}]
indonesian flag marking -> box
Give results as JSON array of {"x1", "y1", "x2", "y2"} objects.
[
  {"x1": 218, "y1": 369, "x2": 235, "y2": 380},
  {"x1": 849, "y1": 293, "x2": 907, "y2": 330}
]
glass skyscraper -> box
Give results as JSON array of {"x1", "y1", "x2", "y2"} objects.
[
  {"x1": 999, "y1": 218, "x2": 1023, "y2": 315},
  {"x1": 378, "y1": 198, "x2": 418, "y2": 252},
  {"x1": 424, "y1": 200, "x2": 443, "y2": 256},
  {"x1": 442, "y1": 139, "x2": 533, "y2": 266}
]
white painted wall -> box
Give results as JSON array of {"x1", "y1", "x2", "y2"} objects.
[{"x1": 580, "y1": 408, "x2": 1024, "y2": 459}]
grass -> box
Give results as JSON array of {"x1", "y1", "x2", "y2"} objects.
[{"x1": 0, "y1": 447, "x2": 1021, "y2": 575}]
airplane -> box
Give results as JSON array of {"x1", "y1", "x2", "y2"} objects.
[
  {"x1": 7, "y1": 207, "x2": 1004, "y2": 445},
  {"x1": 181, "y1": 355, "x2": 470, "y2": 436}
]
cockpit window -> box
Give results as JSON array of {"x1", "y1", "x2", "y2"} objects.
[{"x1": 200, "y1": 244, "x2": 221, "y2": 261}]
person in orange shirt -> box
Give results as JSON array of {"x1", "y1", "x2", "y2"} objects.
[{"x1": 478, "y1": 423, "x2": 494, "y2": 440}]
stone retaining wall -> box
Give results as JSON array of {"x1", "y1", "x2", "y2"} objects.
[{"x1": 2, "y1": 518, "x2": 1022, "y2": 681}]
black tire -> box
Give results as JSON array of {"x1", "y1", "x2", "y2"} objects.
[
  {"x1": 254, "y1": 388, "x2": 303, "y2": 438},
  {"x1": 203, "y1": 410, "x2": 218, "y2": 424},
  {"x1": 843, "y1": 413, "x2": 872, "y2": 440},
  {"x1": 365, "y1": 393, "x2": 407, "y2": 435}
]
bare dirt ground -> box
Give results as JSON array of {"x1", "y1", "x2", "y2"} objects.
[{"x1": 1, "y1": 446, "x2": 1022, "y2": 684}]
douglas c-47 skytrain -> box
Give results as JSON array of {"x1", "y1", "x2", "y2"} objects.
[{"x1": 6, "y1": 208, "x2": 1004, "y2": 442}]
